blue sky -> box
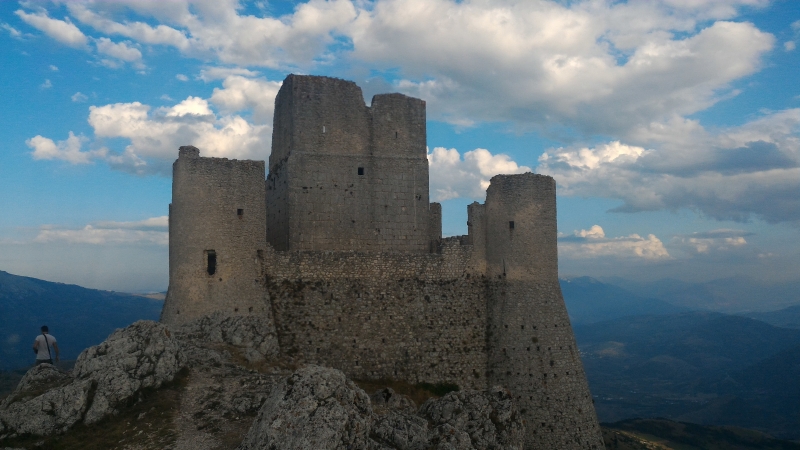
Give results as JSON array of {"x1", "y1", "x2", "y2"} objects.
[{"x1": 0, "y1": 0, "x2": 798, "y2": 293}]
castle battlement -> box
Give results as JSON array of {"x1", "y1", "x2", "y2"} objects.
[{"x1": 161, "y1": 75, "x2": 605, "y2": 449}]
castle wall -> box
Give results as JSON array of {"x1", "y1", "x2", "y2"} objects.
[
  {"x1": 266, "y1": 75, "x2": 434, "y2": 253},
  {"x1": 483, "y1": 174, "x2": 604, "y2": 449},
  {"x1": 162, "y1": 147, "x2": 270, "y2": 325},
  {"x1": 264, "y1": 239, "x2": 487, "y2": 390}
]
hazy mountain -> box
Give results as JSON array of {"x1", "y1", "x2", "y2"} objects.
[
  {"x1": 740, "y1": 304, "x2": 800, "y2": 329},
  {"x1": 0, "y1": 270, "x2": 162, "y2": 370},
  {"x1": 600, "y1": 277, "x2": 800, "y2": 313},
  {"x1": 560, "y1": 276, "x2": 686, "y2": 324},
  {"x1": 575, "y1": 312, "x2": 800, "y2": 439}
]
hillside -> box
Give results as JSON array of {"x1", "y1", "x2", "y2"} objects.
[
  {"x1": 742, "y1": 304, "x2": 800, "y2": 329},
  {"x1": 601, "y1": 277, "x2": 800, "y2": 313},
  {"x1": 560, "y1": 276, "x2": 686, "y2": 324},
  {"x1": 575, "y1": 312, "x2": 800, "y2": 439},
  {"x1": 0, "y1": 270, "x2": 162, "y2": 370}
]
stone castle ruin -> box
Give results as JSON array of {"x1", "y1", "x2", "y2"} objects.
[{"x1": 162, "y1": 74, "x2": 604, "y2": 449}]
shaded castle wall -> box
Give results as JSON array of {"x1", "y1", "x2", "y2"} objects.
[
  {"x1": 264, "y1": 239, "x2": 486, "y2": 390},
  {"x1": 482, "y1": 174, "x2": 604, "y2": 449},
  {"x1": 266, "y1": 75, "x2": 434, "y2": 253},
  {"x1": 161, "y1": 147, "x2": 270, "y2": 325}
]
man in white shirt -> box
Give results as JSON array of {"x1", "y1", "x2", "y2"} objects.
[{"x1": 33, "y1": 325, "x2": 59, "y2": 365}]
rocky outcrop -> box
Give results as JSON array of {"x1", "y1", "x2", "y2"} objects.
[
  {"x1": 0, "y1": 321, "x2": 185, "y2": 439},
  {"x1": 177, "y1": 313, "x2": 280, "y2": 364},
  {"x1": 239, "y1": 365, "x2": 374, "y2": 450},
  {"x1": 239, "y1": 365, "x2": 525, "y2": 450}
]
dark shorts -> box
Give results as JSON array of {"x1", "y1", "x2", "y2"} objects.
[{"x1": 36, "y1": 359, "x2": 53, "y2": 365}]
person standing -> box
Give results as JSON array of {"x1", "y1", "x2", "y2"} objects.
[{"x1": 33, "y1": 325, "x2": 59, "y2": 365}]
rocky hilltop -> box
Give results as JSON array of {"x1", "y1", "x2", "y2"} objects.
[{"x1": 0, "y1": 316, "x2": 525, "y2": 450}]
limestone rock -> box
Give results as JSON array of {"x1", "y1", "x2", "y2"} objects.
[
  {"x1": 0, "y1": 363, "x2": 85, "y2": 437},
  {"x1": 177, "y1": 313, "x2": 280, "y2": 363},
  {"x1": 238, "y1": 365, "x2": 373, "y2": 450},
  {"x1": 420, "y1": 386, "x2": 524, "y2": 450},
  {"x1": 73, "y1": 320, "x2": 186, "y2": 424}
]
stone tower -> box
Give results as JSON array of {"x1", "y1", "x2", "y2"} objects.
[
  {"x1": 266, "y1": 75, "x2": 437, "y2": 253},
  {"x1": 478, "y1": 174, "x2": 603, "y2": 448},
  {"x1": 161, "y1": 146, "x2": 270, "y2": 325}
]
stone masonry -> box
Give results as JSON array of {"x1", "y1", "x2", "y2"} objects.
[{"x1": 161, "y1": 74, "x2": 605, "y2": 449}]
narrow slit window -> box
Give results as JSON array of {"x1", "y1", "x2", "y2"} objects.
[
  {"x1": 395, "y1": 131, "x2": 398, "y2": 138},
  {"x1": 322, "y1": 125, "x2": 326, "y2": 133},
  {"x1": 358, "y1": 167, "x2": 364, "y2": 176},
  {"x1": 237, "y1": 208, "x2": 243, "y2": 217},
  {"x1": 509, "y1": 221, "x2": 515, "y2": 230},
  {"x1": 206, "y1": 250, "x2": 217, "y2": 275}
]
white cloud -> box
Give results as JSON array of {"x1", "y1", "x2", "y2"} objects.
[
  {"x1": 538, "y1": 109, "x2": 800, "y2": 223},
  {"x1": 427, "y1": 147, "x2": 531, "y2": 201},
  {"x1": 27, "y1": 132, "x2": 107, "y2": 164},
  {"x1": 67, "y1": 0, "x2": 357, "y2": 68},
  {"x1": 49, "y1": 64, "x2": 58, "y2": 71},
  {"x1": 84, "y1": 93, "x2": 271, "y2": 174},
  {"x1": 785, "y1": 41, "x2": 796, "y2": 52},
  {"x1": 793, "y1": 20, "x2": 800, "y2": 33},
  {"x1": 672, "y1": 229, "x2": 750, "y2": 255},
  {"x1": 40, "y1": 79, "x2": 52, "y2": 89},
  {"x1": 94, "y1": 37, "x2": 143, "y2": 68},
  {"x1": 71, "y1": 92, "x2": 88, "y2": 102},
  {"x1": 209, "y1": 75, "x2": 282, "y2": 124},
  {"x1": 559, "y1": 225, "x2": 671, "y2": 260},
  {"x1": 175, "y1": 73, "x2": 188, "y2": 81},
  {"x1": 160, "y1": 94, "x2": 174, "y2": 101},
  {"x1": 34, "y1": 217, "x2": 168, "y2": 246},
  {"x1": 351, "y1": 0, "x2": 774, "y2": 135},
  {"x1": 198, "y1": 66, "x2": 260, "y2": 82},
  {"x1": 15, "y1": 9, "x2": 87, "y2": 47},
  {"x1": 1, "y1": 23, "x2": 22, "y2": 38}
]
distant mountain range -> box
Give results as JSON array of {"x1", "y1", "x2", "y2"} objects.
[
  {"x1": 739, "y1": 304, "x2": 800, "y2": 329},
  {"x1": 598, "y1": 276, "x2": 800, "y2": 313},
  {"x1": 575, "y1": 312, "x2": 800, "y2": 439},
  {"x1": 559, "y1": 276, "x2": 685, "y2": 325},
  {"x1": 0, "y1": 270, "x2": 162, "y2": 370}
]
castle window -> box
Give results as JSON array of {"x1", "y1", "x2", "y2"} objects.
[
  {"x1": 395, "y1": 131, "x2": 398, "y2": 138},
  {"x1": 509, "y1": 221, "x2": 515, "y2": 230},
  {"x1": 206, "y1": 250, "x2": 217, "y2": 275},
  {"x1": 358, "y1": 167, "x2": 364, "y2": 175},
  {"x1": 323, "y1": 125, "x2": 326, "y2": 133},
  {"x1": 237, "y1": 208, "x2": 243, "y2": 217}
]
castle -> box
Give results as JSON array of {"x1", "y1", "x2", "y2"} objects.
[{"x1": 162, "y1": 74, "x2": 604, "y2": 449}]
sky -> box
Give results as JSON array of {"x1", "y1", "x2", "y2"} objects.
[{"x1": 0, "y1": 0, "x2": 798, "y2": 293}]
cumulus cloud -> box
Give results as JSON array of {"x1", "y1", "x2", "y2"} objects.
[
  {"x1": 427, "y1": 147, "x2": 531, "y2": 201},
  {"x1": 39, "y1": 79, "x2": 52, "y2": 89},
  {"x1": 785, "y1": 41, "x2": 796, "y2": 52},
  {"x1": 95, "y1": 37, "x2": 141, "y2": 61},
  {"x1": 15, "y1": 9, "x2": 87, "y2": 47},
  {"x1": 209, "y1": 75, "x2": 282, "y2": 124},
  {"x1": 27, "y1": 132, "x2": 107, "y2": 164},
  {"x1": 175, "y1": 73, "x2": 188, "y2": 81},
  {"x1": 34, "y1": 217, "x2": 168, "y2": 246},
  {"x1": 559, "y1": 225, "x2": 671, "y2": 260},
  {"x1": 672, "y1": 229, "x2": 751, "y2": 255},
  {"x1": 71, "y1": 92, "x2": 88, "y2": 102},
  {"x1": 351, "y1": 0, "x2": 774, "y2": 135},
  {"x1": 67, "y1": 0, "x2": 357, "y2": 68},
  {"x1": 49, "y1": 64, "x2": 58, "y2": 71},
  {"x1": 538, "y1": 109, "x2": 800, "y2": 223}
]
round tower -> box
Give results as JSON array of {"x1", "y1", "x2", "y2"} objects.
[
  {"x1": 484, "y1": 173, "x2": 604, "y2": 449},
  {"x1": 161, "y1": 146, "x2": 269, "y2": 326}
]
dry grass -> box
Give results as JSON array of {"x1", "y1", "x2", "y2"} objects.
[{"x1": 353, "y1": 378, "x2": 459, "y2": 407}]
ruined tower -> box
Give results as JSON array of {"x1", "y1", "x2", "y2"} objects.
[
  {"x1": 267, "y1": 75, "x2": 437, "y2": 253},
  {"x1": 163, "y1": 74, "x2": 604, "y2": 449},
  {"x1": 161, "y1": 146, "x2": 270, "y2": 324}
]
